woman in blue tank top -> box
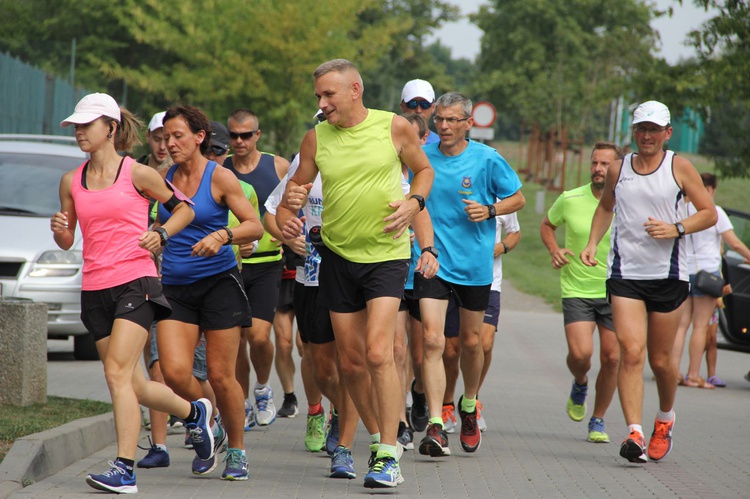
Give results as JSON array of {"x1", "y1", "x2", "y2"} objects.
[{"x1": 156, "y1": 105, "x2": 264, "y2": 481}]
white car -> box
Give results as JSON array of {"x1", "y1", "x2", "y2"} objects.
[{"x1": 0, "y1": 134, "x2": 98, "y2": 359}]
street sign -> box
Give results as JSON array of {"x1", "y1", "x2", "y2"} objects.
[
  {"x1": 469, "y1": 127, "x2": 495, "y2": 141},
  {"x1": 472, "y1": 101, "x2": 496, "y2": 128}
]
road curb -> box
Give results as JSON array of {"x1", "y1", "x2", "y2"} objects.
[{"x1": 0, "y1": 412, "x2": 114, "y2": 497}]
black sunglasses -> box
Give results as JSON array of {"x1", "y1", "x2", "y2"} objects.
[
  {"x1": 405, "y1": 99, "x2": 433, "y2": 110},
  {"x1": 229, "y1": 130, "x2": 258, "y2": 140},
  {"x1": 209, "y1": 145, "x2": 228, "y2": 156}
]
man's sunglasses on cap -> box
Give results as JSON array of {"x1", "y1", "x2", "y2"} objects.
[
  {"x1": 210, "y1": 145, "x2": 228, "y2": 156},
  {"x1": 405, "y1": 99, "x2": 433, "y2": 110}
]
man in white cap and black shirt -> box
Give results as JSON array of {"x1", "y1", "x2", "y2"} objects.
[
  {"x1": 400, "y1": 79, "x2": 439, "y2": 145},
  {"x1": 138, "y1": 111, "x2": 172, "y2": 171}
]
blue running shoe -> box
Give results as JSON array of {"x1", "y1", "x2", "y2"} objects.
[
  {"x1": 192, "y1": 454, "x2": 218, "y2": 475},
  {"x1": 137, "y1": 443, "x2": 170, "y2": 469},
  {"x1": 254, "y1": 385, "x2": 277, "y2": 426},
  {"x1": 86, "y1": 459, "x2": 137, "y2": 494},
  {"x1": 221, "y1": 449, "x2": 249, "y2": 481},
  {"x1": 185, "y1": 398, "x2": 215, "y2": 461},
  {"x1": 364, "y1": 456, "x2": 403, "y2": 489},
  {"x1": 325, "y1": 410, "x2": 340, "y2": 456},
  {"x1": 329, "y1": 446, "x2": 356, "y2": 479},
  {"x1": 214, "y1": 418, "x2": 228, "y2": 454},
  {"x1": 244, "y1": 399, "x2": 255, "y2": 431}
]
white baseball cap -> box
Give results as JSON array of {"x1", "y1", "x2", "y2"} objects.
[
  {"x1": 401, "y1": 79, "x2": 435, "y2": 103},
  {"x1": 632, "y1": 100, "x2": 671, "y2": 126},
  {"x1": 61, "y1": 93, "x2": 121, "y2": 127},
  {"x1": 147, "y1": 111, "x2": 167, "y2": 132}
]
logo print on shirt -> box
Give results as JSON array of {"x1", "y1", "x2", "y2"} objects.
[
  {"x1": 125, "y1": 303, "x2": 134, "y2": 309},
  {"x1": 462, "y1": 176, "x2": 472, "y2": 188}
]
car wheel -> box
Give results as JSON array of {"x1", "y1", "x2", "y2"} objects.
[{"x1": 74, "y1": 334, "x2": 99, "y2": 361}]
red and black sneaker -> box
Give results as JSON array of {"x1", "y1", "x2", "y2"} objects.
[
  {"x1": 418, "y1": 423, "x2": 451, "y2": 457},
  {"x1": 458, "y1": 396, "x2": 481, "y2": 453}
]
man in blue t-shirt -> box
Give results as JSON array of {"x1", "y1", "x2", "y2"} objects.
[{"x1": 414, "y1": 92, "x2": 524, "y2": 457}]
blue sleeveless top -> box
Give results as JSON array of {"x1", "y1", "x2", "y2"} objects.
[
  {"x1": 223, "y1": 153, "x2": 279, "y2": 216},
  {"x1": 158, "y1": 161, "x2": 238, "y2": 285}
]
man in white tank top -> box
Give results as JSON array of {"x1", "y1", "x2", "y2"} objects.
[{"x1": 581, "y1": 101, "x2": 717, "y2": 465}]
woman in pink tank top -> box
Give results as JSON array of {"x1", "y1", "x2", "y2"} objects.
[{"x1": 50, "y1": 93, "x2": 216, "y2": 494}]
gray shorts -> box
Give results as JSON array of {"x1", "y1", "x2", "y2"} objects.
[
  {"x1": 562, "y1": 298, "x2": 614, "y2": 331},
  {"x1": 149, "y1": 325, "x2": 208, "y2": 381}
]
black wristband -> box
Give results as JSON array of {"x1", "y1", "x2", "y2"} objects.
[
  {"x1": 154, "y1": 227, "x2": 169, "y2": 246},
  {"x1": 222, "y1": 226, "x2": 233, "y2": 245},
  {"x1": 501, "y1": 242, "x2": 509, "y2": 254},
  {"x1": 421, "y1": 246, "x2": 438, "y2": 258},
  {"x1": 410, "y1": 194, "x2": 425, "y2": 211},
  {"x1": 486, "y1": 204, "x2": 497, "y2": 218}
]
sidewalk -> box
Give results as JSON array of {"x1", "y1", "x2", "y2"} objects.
[{"x1": 11, "y1": 281, "x2": 750, "y2": 497}]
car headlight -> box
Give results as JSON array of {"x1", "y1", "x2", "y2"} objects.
[{"x1": 28, "y1": 250, "x2": 83, "y2": 277}]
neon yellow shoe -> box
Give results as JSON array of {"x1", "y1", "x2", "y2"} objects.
[
  {"x1": 305, "y1": 410, "x2": 326, "y2": 452},
  {"x1": 587, "y1": 417, "x2": 610, "y2": 443},
  {"x1": 566, "y1": 381, "x2": 588, "y2": 422}
]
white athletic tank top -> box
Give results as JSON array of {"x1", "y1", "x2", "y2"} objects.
[{"x1": 607, "y1": 151, "x2": 687, "y2": 281}]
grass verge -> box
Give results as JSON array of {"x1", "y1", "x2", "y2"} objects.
[{"x1": 0, "y1": 396, "x2": 112, "y2": 464}]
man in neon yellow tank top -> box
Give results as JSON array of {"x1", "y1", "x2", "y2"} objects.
[{"x1": 276, "y1": 59, "x2": 436, "y2": 489}]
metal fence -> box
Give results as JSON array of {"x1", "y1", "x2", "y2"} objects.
[{"x1": 0, "y1": 52, "x2": 91, "y2": 136}]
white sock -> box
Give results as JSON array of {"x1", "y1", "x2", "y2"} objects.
[
  {"x1": 656, "y1": 410, "x2": 674, "y2": 422},
  {"x1": 628, "y1": 424, "x2": 643, "y2": 435},
  {"x1": 255, "y1": 382, "x2": 269, "y2": 392},
  {"x1": 155, "y1": 444, "x2": 167, "y2": 452}
]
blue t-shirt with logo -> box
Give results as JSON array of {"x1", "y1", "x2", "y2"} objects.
[{"x1": 423, "y1": 139, "x2": 522, "y2": 285}]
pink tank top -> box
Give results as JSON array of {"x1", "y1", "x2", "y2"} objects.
[{"x1": 71, "y1": 156, "x2": 158, "y2": 290}]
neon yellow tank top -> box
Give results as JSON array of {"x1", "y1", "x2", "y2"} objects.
[{"x1": 315, "y1": 109, "x2": 409, "y2": 263}]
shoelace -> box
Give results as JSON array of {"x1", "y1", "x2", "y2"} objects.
[
  {"x1": 332, "y1": 447, "x2": 352, "y2": 466},
  {"x1": 223, "y1": 450, "x2": 245, "y2": 469},
  {"x1": 463, "y1": 413, "x2": 478, "y2": 435},
  {"x1": 189, "y1": 425, "x2": 205, "y2": 444},
  {"x1": 653, "y1": 421, "x2": 671, "y2": 439},
  {"x1": 442, "y1": 407, "x2": 456, "y2": 424},
  {"x1": 370, "y1": 456, "x2": 394, "y2": 473},
  {"x1": 256, "y1": 393, "x2": 269, "y2": 411},
  {"x1": 307, "y1": 415, "x2": 324, "y2": 438},
  {"x1": 137, "y1": 435, "x2": 156, "y2": 452},
  {"x1": 102, "y1": 461, "x2": 128, "y2": 477}
]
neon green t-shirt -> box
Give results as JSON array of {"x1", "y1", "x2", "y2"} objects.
[
  {"x1": 315, "y1": 109, "x2": 409, "y2": 263},
  {"x1": 547, "y1": 183, "x2": 610, "y2": 298},
  {"x1": 230, "y1": 180, "x2": 259, "y2": 266}
]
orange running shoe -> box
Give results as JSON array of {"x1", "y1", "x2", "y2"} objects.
[
  {"x1": 442, "y1": 403, "x2": 457, "y2": 434},
  {"x1": 619, "y1": 430, "x2": 647, "y2": 463},
  {"x1": 648, "y1": 415, "x2": 675, "y2": 462}
]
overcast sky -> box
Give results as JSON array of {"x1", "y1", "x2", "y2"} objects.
[{"x1": 428, "y1": 0, "x2": 717, "y2": 64}]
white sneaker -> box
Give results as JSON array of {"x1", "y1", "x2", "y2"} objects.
[
  {"x1": 477, "y1": 401, "x2": 487, "y2": 432},
  {"x1": 254, "y1": 386, "x2": 277, "y2": 426},
  {"x1": 244, "y1": 400, "x2": 255, "y2": 431}
]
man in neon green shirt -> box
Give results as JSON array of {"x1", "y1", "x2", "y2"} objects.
[
  {"x1": 276, "y1": 59, "x2": 435, "y2": 489},
  {"x1": 540, "y1": 142, "x2": 622, "y2": 443}
]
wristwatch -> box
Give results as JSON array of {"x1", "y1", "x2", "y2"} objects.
[
  {"x1": 486, "y1": 204, "x2": 497, "y2": 218},
  {"x1": 410, "y1": 194, "x2": 425, "y2": 211},
  {"x1": 154, "y1": 227, "x2": 169, "y2": 246},
  {"x1": 421, "y1": 246, "x2": 438, "y2": 258},
  {"x1": 674, "y1": 222, "x2": 685, "y2": 239}
]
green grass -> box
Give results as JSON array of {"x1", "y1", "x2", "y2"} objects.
[
  {"x1": 490, "y1": 141, "x2": 750, "y2": 312},
  {"x1": 0, "y1": 396, "x2": 112, "y2": 463}
]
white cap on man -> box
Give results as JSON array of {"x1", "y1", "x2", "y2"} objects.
[
  {"x1": 632, "y1": 101, "x2": 671, "y2": 126},
  {"x1": 148, "y1": 111, "x2": 167, "y2": 132},
  {"x1": 401, "y1": 79, "x2": 435, "y2": 103},
  {"x1": 61, "y1": 93, "x2": 121, "y2": 127}
]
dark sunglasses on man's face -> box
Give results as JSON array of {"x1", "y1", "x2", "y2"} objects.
[
  {"x1": 210, "y1": 145, "x2": 228, "y2": 156},
  {"x1": 229, "y1": 130, "x2": 257, "y2": 140},
  {"x1": 405, "y1": 99, "x2": 433, "y2": 110}
]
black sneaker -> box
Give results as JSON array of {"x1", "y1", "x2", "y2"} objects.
[
  {"x1": 410, "y1": 379, "x2": 429, "y2": 432},
  {"x1": 278, "y1": 392, "x2": 299, "y2": 418},
  {"x1": 419, "y1": 422, "x2": 451, "y2": 457},
  {"x1": 397, "y1": 421, "x2": 414, "y2": 451}
]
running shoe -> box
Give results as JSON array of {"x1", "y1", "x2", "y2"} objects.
[
  {"x1": 587, "y1": 417, "x2": 610, "y2": 443},
  {"x1": 86, "y1": 459, "x2": 137, "y2": 494},
  {"x1": 329, "y1": 446, "x2": 357, "y2": 479},
  {"x1": 305, "y1": 410, "x2": 326, "y2": 452},
  {"x1": 648, "y1": 415, "x2": 675, "y2": 462},
  {"x1": 397, "y1": 421, "x2": 414, "y2": 451},
  {"x1": 254, "y1": 385, "x2": 277, "y2": 426},
  {"x1": 620, "y1": 430, "x2": 648, "y2": 463},
  {"x1": 221, "y1": 449, "x2": 249, "y2": 481},
  {"x1": 136, "y1": 443, "x2": 169, "y2": 469},
  {"x1": 325, "y1": 410, "x2": 340, "y2": 456},
  {"x1": 185, "y1": 398, "x2": 215, "y2": 461},
  {"x1": 368, "y1": 443, "x2": 379, "y2": 468},
  {"x1": 278, "y1": 392, "x2": 299, "y2": 418},
  {"x1": 458, "y1": 397, "x2": 481, "y2": 453},
  {"x1": 477, "y1": 400, "x2": 487, "y2": 432},
  {"x1": 442, "y1": 402, "x2": 457, "y2": 434},
  {"x1": 244, "y1": 399, "x2": 255, "y2": 431},
  {"x1": 566, "y1": 381, "x2": 588, "y2": 422},
  {"x1": 184, "y1": 431, "x2": 193, "y2": 449},
  {"x1": 167, "y1": 414, "x2": 185, "y2": 435},
  {"x1": 214, "y1": 418, "x2": 228, "y2": 454},
  {"x1": 410, "y1": 379, "x2": 429, "y2": 432},
  {"x1": 418, "y1": 422, "x2": 451, "y2": 457},
  {"x1": 192, "y1": 454, "x2": 218, "y2": 476},
  {"x1": 364, "y1": 456, "x2": 404, "y2": 489}
]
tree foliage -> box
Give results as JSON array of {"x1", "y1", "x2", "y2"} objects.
[
  {"x1": 0, "y1": 0, "x2": 462, "y2": 157},
  {"x1": 471, "y1": 0, "x2": 657, "y2": 139}
]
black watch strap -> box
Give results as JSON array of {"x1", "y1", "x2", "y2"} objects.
[
  {"x1": 421, "y1": 246, "x2": 438, "y2": 258},
  {"x1": 154, "y1": 227, "x2": 169, "y2": 246},
  {"x1": 486, "y1": 204, "x2": 497, "y2": 218},
  {"x1": 410, "y1": 194, "x2": 425, "y2": 211},
  {"x1": 222, "y1": 226, "x2": 234, "y2": 245}
]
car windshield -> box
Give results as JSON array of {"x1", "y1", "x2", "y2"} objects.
[{"x1": 0, "y1": 152, "x2": 82, "y2": 216}]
